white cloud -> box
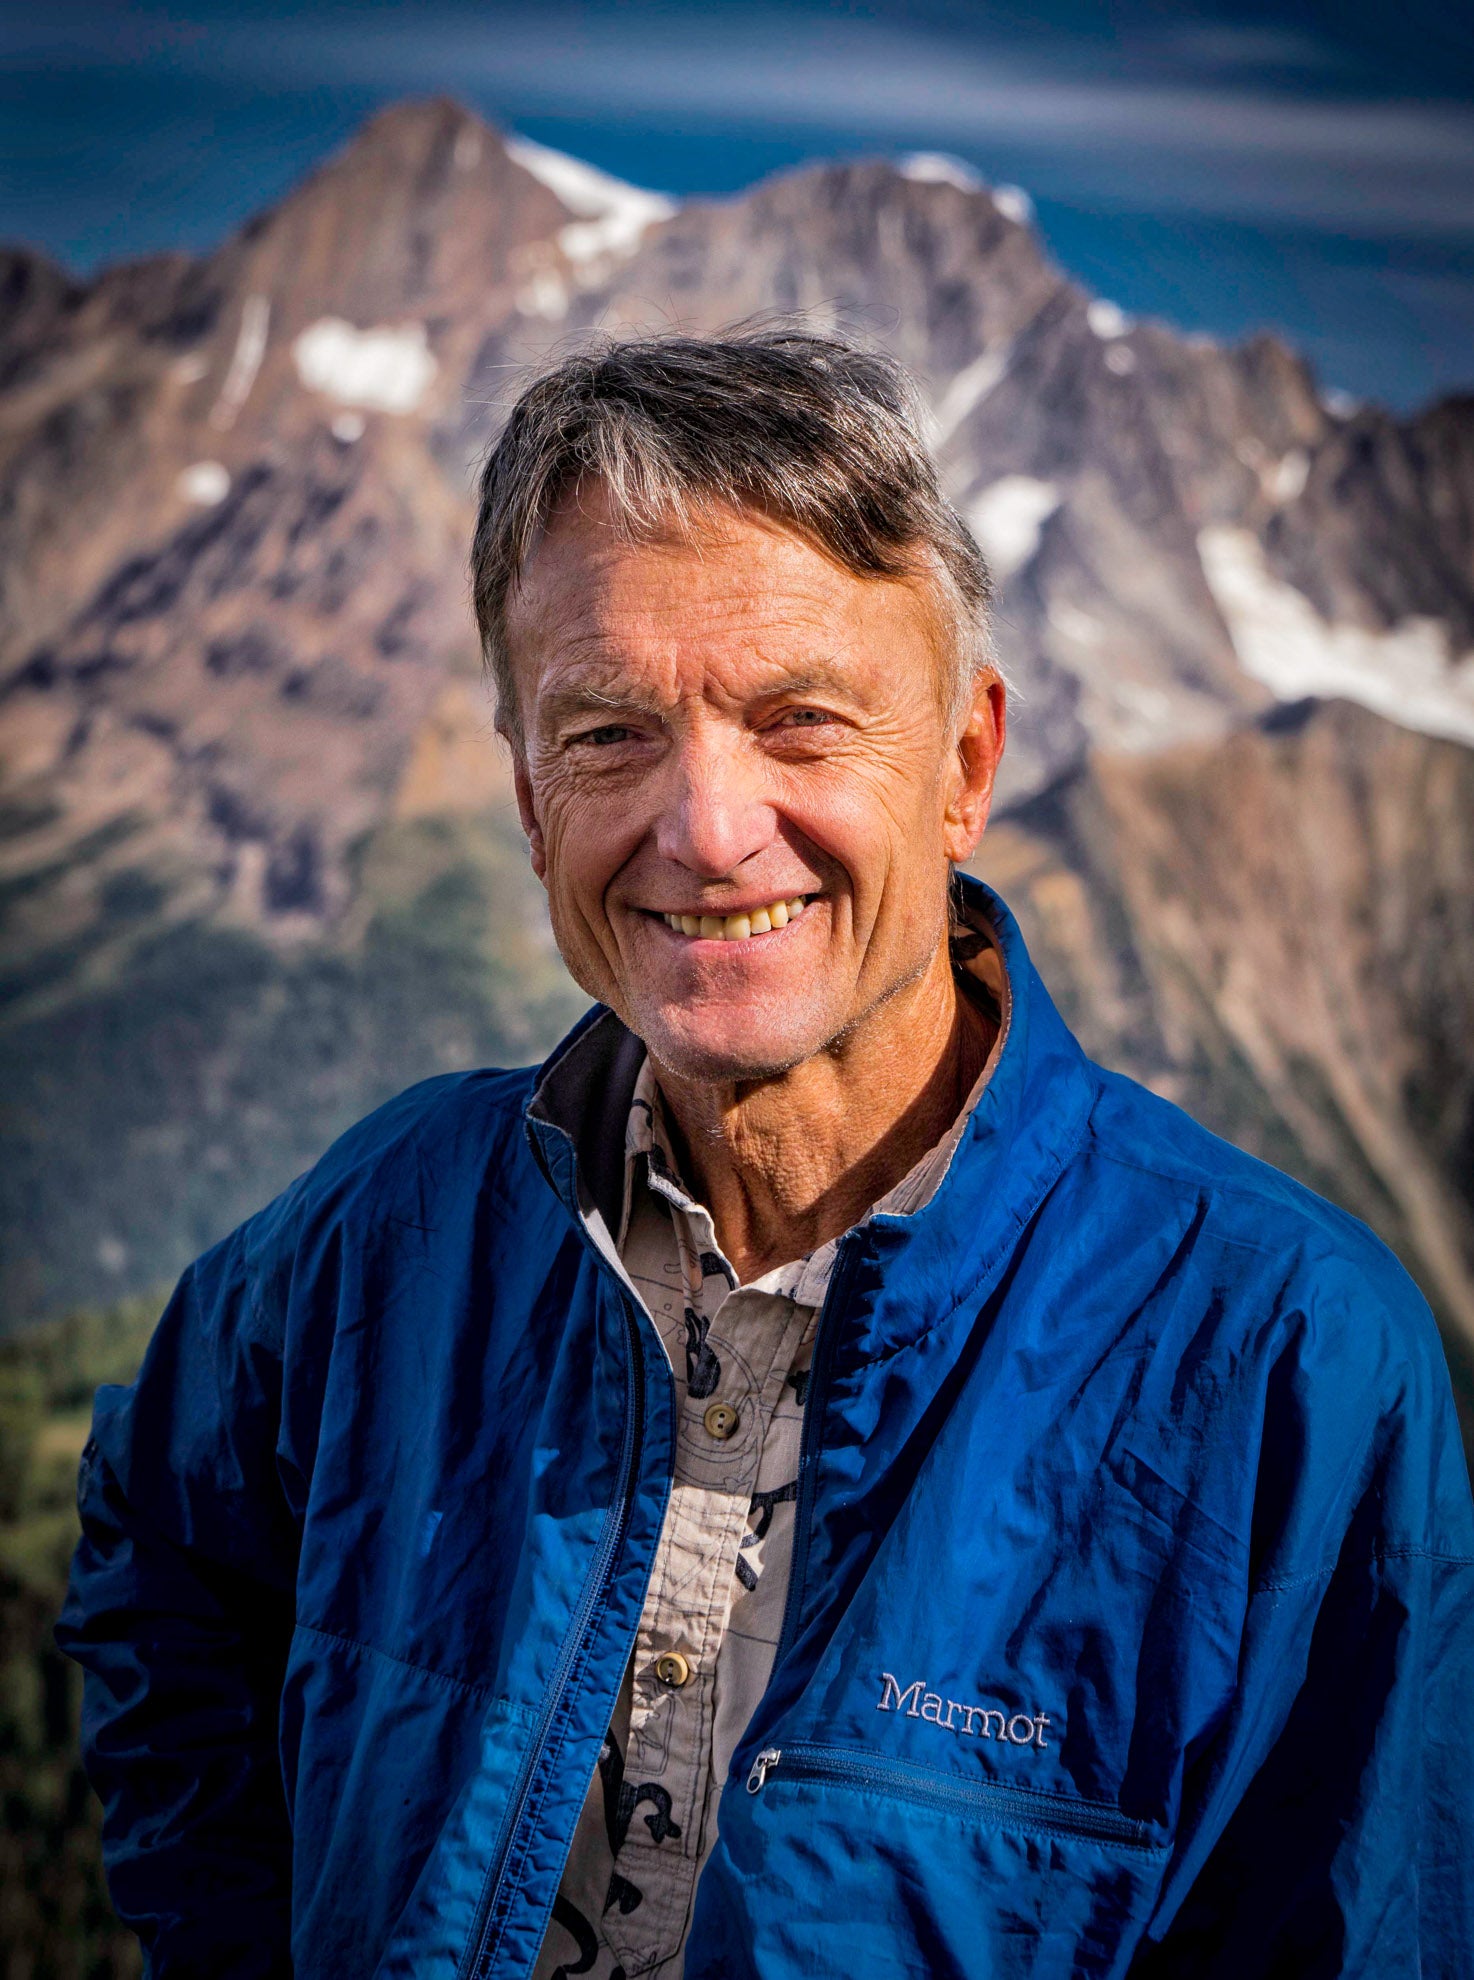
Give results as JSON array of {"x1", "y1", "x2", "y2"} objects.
[
  {"x1": 27, "y1": 6, "x2": 1474, "y2": 244},
  {"x1": 256, "y1": 20, "x2": 1474, "y2": 228},
  {"x1": 1165, "y1": 24, "x2": 1342, "y2": 73}
]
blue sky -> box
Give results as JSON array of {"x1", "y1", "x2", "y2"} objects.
[{"x1": 3, "y1": 1, "x2": 1472, "y2": 410}]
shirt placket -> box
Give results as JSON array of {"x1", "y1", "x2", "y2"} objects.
[{"x1": 602, "y1": 1183, "x2": 808, "y2": 1975}]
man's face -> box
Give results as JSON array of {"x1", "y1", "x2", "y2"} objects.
[{"x1": 505, "y1": 484, "x2": 1004, "y2": 1082}]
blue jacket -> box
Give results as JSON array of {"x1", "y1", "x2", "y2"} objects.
[{"x1": 58, "y1": 880, "x2": 1474, "y2": 1978}]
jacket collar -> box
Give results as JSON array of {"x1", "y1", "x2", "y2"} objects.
[
  {"x1": 840, "y1": 875, "x2": 1098, "y2": 1359},
  {"x1": 524, "y1": 875, "x2": 1098, "y2": 1350},
  {"x1": 525, "y1": 1000, "x2": 644, "y2": 1255}
]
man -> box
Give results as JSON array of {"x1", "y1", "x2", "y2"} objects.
[{"x1": 60, "y1": 332, "x2": 1473, "y2": 1978}]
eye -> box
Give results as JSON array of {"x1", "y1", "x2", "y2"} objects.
[
  {"x1": 774, "y1": 707, "x2": 833, "y2": 728},
  {"x1": 573, "y1": 723, "x2": 635, "y2": 747}
]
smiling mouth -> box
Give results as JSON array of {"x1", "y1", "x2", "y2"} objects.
[{"x1": 655, "y1": 896, "x2": 812, "y2": 942}]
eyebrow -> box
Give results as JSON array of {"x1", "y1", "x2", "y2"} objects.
[
  {"x1": 537, "y1": 682, "x2": 670, "y2": 729},
  {"x1": 535, "y1": 658, "x2": 864, "y2": 732}
]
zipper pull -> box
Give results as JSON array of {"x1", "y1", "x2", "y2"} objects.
[{"x1": 746, "y1": 1747, "x2": 781, "y2": 1794}]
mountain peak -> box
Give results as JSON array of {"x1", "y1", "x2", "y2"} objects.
[{"x1": 326, "y1": 94, "x2": 493, "y2": 167}]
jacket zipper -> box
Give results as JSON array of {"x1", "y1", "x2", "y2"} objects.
[
  {"x1": 770, "y1": 1234, "x2": 861, "y2": 1670},
  {"x1": 744, "y1": 1742, "x2": 1165, "y2": 1853},
  {"x1": 459, "y1": 1293, "x2": 648, "y2": 1980}
]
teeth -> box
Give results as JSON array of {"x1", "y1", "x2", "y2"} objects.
[{"x1": 662, "y1": 897, "x2": 810, "y2": 940}]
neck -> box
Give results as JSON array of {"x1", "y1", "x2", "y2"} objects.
[{"x1": 652, "y1": 942, "x2": 996, "y2": 1283}]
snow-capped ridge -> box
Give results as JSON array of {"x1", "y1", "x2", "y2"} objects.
[
  {"x1": 899, "y1": 153, "x2": 984, "y2": 194},
  {"x1": 899, "y1": 156, "x2": 1034, "y2": 229},
  {"x1": 505, "y1": 134, "x2": 677, "y2": 262}
]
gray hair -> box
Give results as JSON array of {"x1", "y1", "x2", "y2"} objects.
[{"x1": 471, "y1": 330, "x2": 995, "y2": 744}]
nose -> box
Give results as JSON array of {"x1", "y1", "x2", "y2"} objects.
[{"x1": 653, "y1": 726, "x2": 777, "y2": 879}]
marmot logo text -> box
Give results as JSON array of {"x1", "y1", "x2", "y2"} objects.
[{"x1": 877, "y1": 1672, "x2": 1052, "y2": 1749}]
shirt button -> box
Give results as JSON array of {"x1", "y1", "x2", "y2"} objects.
[
  {"x1": 655, "y1": 1650, "x2": 692, "y2": 1688},
  {"x1": 703, "y1": 1400, "x2": 740, "y2": 1441}
]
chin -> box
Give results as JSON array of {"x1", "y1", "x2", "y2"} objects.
[{"x1": 634, "y1": 1000, "x2": 829, "y2": 1085}]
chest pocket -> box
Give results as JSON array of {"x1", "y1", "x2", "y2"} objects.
[{"x1": 692, "y1": 1737, "x2": 1174, "y2": 1980}]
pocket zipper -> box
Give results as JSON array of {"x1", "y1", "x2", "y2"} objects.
[{"x1": 745, "y1": 1742, "x2": 1166, "y2": 1854}]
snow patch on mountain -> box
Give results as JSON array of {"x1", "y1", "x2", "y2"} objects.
[
  {"x1": 1087, "y1": 299, "x2": 1132, "y2": 340},
  {"x1": 1321, "y1": 387, "x2": 1362, "y2": 419},
  {"x1": 177, "y1": 461, "x2": 229, "y2": 506},
  {"x1": 292, "y1": 319, "x2": 437, "y2": 414},
  {"x1": 1268, "y1": 449, "x2": 1310, "y2": 504},
  {"x1": 899, "y1": 157, "x2": 1035, "y2": 225},
  {"x1": 969, "y1": 477, "x2": 1061, "y2": 578},
  {"x1": 505, "y1": 134, "x2": 676, "y2": 262},
  {"x1": 900, "y1": 153, "x2": 983, "y2": 194},
  {"x1": 515, "y1": 267, "x2": 571, "y2": 320},
  {"x1": 1200, "y1": 527, "x2": 1474, "y2": 746},
  {"x1": 932, "y1": 344, "x2": 1012, "y2": 442},
  {"x1": 210, "y1": 295, "x2": 269, "y2": 430},
  {"x1": 992, "y1": 184, "x2": 1035, "y2": 226}
]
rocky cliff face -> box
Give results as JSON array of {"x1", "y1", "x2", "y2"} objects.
[
  {"x1": 1, "y1": 100, "x2": 1470, "y2": 1436},
  {"x1": 974, "y1": 702, "x2": 1474, "y2": 1414}
]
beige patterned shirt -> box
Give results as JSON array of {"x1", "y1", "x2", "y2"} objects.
[{"x1": 534, "y1": 943, "x2": 1004, "y2": 1980}]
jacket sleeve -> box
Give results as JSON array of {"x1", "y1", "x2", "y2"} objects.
[
  {"x1": 1139, "y1": 1264, "x2": 1474, "y2": 1977},
  {"x1": 55, "y1": 1202, "x2": 311, "y2": 1978}
]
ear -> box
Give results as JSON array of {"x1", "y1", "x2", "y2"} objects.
[
  {"x1": 510, "y1": 751, "x2": 548, "y2": 884},
  {"x1": 942, "y1": 672, "x2": 1006, "y2": 864}
]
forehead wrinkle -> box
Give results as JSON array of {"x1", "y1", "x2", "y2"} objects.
[
  {"x1": 517, "y1": 507, "x2": 912, "y2": 662},
  {"x1": 531, "y1": 524, "x2": 862, "y2": 627},
  {"x1": 579, "y1": 591, "x2": 846, "y2": 651},
  {"x1": 741, "y1": 648, "x2": 866, "y2": 696},
  {"x1": 536, "y1": 641, "x2": 868, "y2": 728}
]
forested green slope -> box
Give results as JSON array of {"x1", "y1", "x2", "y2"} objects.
[{"x1": 0, "y1": 1299, "x2": 157, "y2": 1976}]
